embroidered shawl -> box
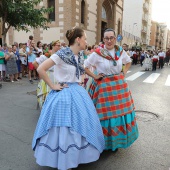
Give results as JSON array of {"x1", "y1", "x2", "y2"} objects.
[
  {"x1": 95, "y1": 45, "x2": 123, "y2": 66},
  {"x1": 56, "y1": 47, "x2": 85, "y2": 79}
]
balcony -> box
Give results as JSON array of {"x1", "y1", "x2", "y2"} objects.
[
  {"x1": 141, "y1": 26, "x2": 147, "y2": 34},
  {"x1": 142, "y1": 40, "x2": 147, "y2": 44},
  {"x1": 143, "y1": 2, "x2": 149, "y2": 12},
  {"x1": 142, "y1": 14, "x2": 148, "y2": 22}
]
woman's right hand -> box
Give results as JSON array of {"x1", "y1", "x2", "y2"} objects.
[
  {"x1": 94, "y1": 73, "x2": 105, "y2": 80},
  {"x1": 52, "y1": 83, "x2": 68, "y2": 91}
]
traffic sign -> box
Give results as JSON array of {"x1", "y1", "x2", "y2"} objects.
[{"x1": 117, "y1": 34, "x2": 123, "y2": 42}]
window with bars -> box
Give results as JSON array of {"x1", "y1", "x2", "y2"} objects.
[
  {"x1": 81, "y1": 0, "x2": 85, "y2": 24},
  {"x1": 48, "y1": 0, "x2": 55, "y2": 21}
]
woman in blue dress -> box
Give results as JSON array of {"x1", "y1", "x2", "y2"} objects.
[{"x1": 32, "y1": 27, "x2": 105, "y2": 170}]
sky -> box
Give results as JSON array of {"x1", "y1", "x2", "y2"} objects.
[{"x1": 152, "y1": 0, "x2": 170, "y2": 28}]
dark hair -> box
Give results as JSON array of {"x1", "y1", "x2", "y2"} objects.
[
  {"x1": 87, "y1": 46, "x2": 92, "y2": 51},
  {"x1": 29, "y1": 35, "x2": 33, "y2": 40},
  {"x1": 66, "y1": 27, "x2": 84, "y2": 46},
  {"x1": 37, "y1": 41, "x2": 42, "y2": 47},
  {"x1": 19, "y1": 43, "x2": 23, "y2": 48},
  {"x1": 48, "y1": 43, "x2": 52, "y2": 50},
  {"x1": 43, "y1": 43, "x2": 47, "y2": 49},
  {"x1": 91, "y1": 45, "x2": 95, "y2": 49},
  {"x1": 104, "y1": 28, "x2": 116, "y2": 36}
]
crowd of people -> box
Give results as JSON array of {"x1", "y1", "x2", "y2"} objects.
[
  {"x1": 0, "y1": 37, "x2": 67, "y2": 84},
  {"x1": 122, "y1": 43, "x2": 170, "y2": 71},
  {"x1": 0, "y1": 38, "x2": 169, "y2": 86}
]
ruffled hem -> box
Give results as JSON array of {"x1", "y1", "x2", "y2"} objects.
[{"x1": 34, "y1": 127, "x2": 100, "y2": 170}]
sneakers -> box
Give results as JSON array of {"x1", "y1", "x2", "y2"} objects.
[{"x1": 29, "y1": 80, "x2": 33, "y2": 84}]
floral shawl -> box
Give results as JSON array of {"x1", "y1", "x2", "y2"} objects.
[
  {"x1": 95, "y1": 45, "x2": 123, "y2": 66},
  {"x1": 56, "y1": 47, "x2": 85, "y2": 79}
]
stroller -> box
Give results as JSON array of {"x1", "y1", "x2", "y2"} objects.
[{"x1": 142, "y1": 57, "x2": 152, "y2": 71}]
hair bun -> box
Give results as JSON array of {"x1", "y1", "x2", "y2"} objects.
[{"x1": 66, "y1": 28, "x2": 75, "y2": 41}]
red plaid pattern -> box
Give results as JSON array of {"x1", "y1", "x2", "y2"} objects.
[
  {"x1": 88, "y1": 74, "x2": 135, "y2": 120},
  {"x1": 102, "y1": 119, "x2": 136, "y2": 136}
]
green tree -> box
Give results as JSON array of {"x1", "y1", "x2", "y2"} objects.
[{"x1": 0, "y1": 0, "x2": 53, "y2": 43}]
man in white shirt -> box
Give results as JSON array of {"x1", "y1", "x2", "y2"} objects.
[{"x1": 158, "y1": 49, "x2": 165, "y2": 69}]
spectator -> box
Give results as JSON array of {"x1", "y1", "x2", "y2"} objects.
[
  {"x1": 42, "y1": 43, "x2": 48, "y2": 54},
  {"x1": 26, "y1": 41, "x2": 37, "y2": 84},
  {"x1": 19, "y1": 43, "x2": 27, "y2": 77},
  {"x1": 13, "y1": 45, "x2": 21, "y2": 79},
  {"x1": 0, "y1": 50, "x2": 6, "y2": 81},
  {"x1": 2, "y1": 43, "x2": 8, "y2": 53},
  {"x1": 36, "y1": 41, "x2": 43, "y2": 55},
  {"x1": 5, "y1": 45, "x2": 18, "y2": 82},
  {"x1": 61, "y1": 41, "x2": 66, "y2": 48},
  {"x1": 27, "y1": 35, "x2": 34, "y2": 47}
]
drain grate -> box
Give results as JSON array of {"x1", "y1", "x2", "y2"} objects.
[{"x1": 135, "y1": 110, "x2": 159, "y2": 122}]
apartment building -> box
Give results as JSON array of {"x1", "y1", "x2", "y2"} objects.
[
  {"x1": 122, "y1": 0, "x2": 152, "y2": 50},
  {"x1": 1, "y1": 0, "x2": 123, "y2": 46},
  {"x1": 150, "y1": 21, "x2": 168, "y2": 50},
  {"x1": 141, "y1": 0, "x2": 152, "y2": 49},
  {"x1": 166, "y1": 30, "x2": 170, "y2": 49}
]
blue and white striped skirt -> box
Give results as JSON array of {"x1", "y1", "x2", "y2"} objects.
[{"x1": 32, "y1": 83, "x2": 105, "y2": 170}]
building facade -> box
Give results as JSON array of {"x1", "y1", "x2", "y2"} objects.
[
  {"x1": 1, "y1": 0, "x2": 123, "y2": 46},
  {"x1": 122, "y1": 0, "x2": 143, "y2": 49},
  {"x1": 149, "y1": 20, "x2": 157, "y2": 49},
  {"x1": 166, "y1": 30, "x2": 170, "y2": 49},
  {"x1": 122, "y1": 0, "x2": 152, "y2": 50},
  {"x1": 141, "y1": 0, "x2": 152, "y2": 49},
  {"x1": 149, "y1": 21, "x2": 168, "y2": 50}
]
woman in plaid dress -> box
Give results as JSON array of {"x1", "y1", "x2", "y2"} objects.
[
  {"x1": 84, "y1": 28, "x2": 139, "y2": 152},
  {"x1": 32, "y1": 27, "x2": 105, "y2": 170}
]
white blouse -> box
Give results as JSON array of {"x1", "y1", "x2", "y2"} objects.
[
  {"x1": 158, "y1": 52, "x2": 165, "y2": 58},
  {"x1": 50, "y1": 54, "x2": 81, "y2": 83},
  {"x1": 36, "y1": 55, "x2": 54, "y2": 71},
  {"x1": 84, "y1": 48, "x2": 131, "y2": 75},
  {"x1": 152, "y1": 55, "x2": 159, "y2": 60}
]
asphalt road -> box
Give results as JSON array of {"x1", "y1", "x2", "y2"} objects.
[{"x1": 0, "y1": 64, "x2": 170, "y2": 170}]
